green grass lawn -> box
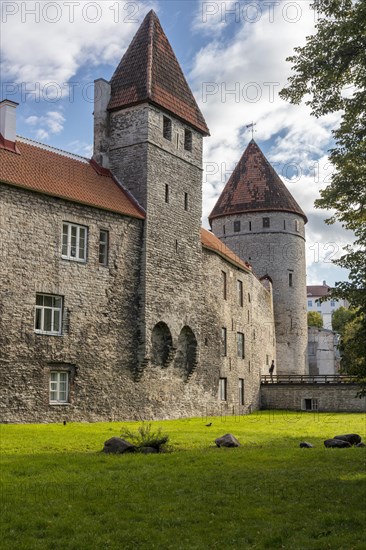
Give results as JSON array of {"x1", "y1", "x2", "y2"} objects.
[{"x1": 1, "y1": 411, "x2": 365, "y2": 550}]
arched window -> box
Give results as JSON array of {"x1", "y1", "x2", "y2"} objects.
[
  {"x1": 151, "y1": 322, "x2": 173, "y2": 366},
  {"x1": 175, "y1": 326, "x2": 198, "y2": 377}
]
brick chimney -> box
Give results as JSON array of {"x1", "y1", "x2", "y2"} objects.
[
  {"x1": 0, "y1": 99, "x2": 18, "y2": 144},
  {"x1": 93, "y1": 79, "x2": 111, "y2": 168}
]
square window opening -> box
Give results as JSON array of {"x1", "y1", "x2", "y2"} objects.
[
  {"x1": 62, "y1": 223, "x2": 87, "y2": 262},
  {"x1": 35, "y1": 294, "x2": 63, "y2": 335}
]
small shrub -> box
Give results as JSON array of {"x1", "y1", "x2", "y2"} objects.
[{"x1": 120, "y1": 422, "x2": 170, "y2": 452}]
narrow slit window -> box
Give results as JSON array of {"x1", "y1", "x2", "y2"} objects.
[
  {"x1": 239, "y1": 379, "x2": 244, "y2": 406},
  {"x1": 221, "y1": 327, "x2": 227, "y2": 357},
  {"x1": 163, "y1": 116, "x2": 172, "y2": 140},
  {"x1": 222, "y1": 271, "x2": 227, "y2": 300},
  {"x1": 237, "y1": 332, "x2": 245, "y2": 359},
  {"x1": 165, "y1": 184, "x2": 169, "y2": 203},
  {"x1": 99, "y1": 230, "x2": 109, "y2": 266},
  {"x1": 237, "y1": 280, "x2": 243, "y2": 307},
  {"x1": 219, "y1": 377, "x2": 227, "y2": 401},
  {"x1": 184, "y1": 193, "x2": 188, "y2": 211},
  {"x1": 184, "y1": 129, "x2": 192, "y2": 151},
  {"x1": 289, "y1": 273, "x2": 293, "y2": 287},
  {"x1": 249, "y1": 221, "x2": 252, "y2": 231}
]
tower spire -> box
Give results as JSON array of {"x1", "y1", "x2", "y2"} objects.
[
  {"x1": 246, "y1": 121, "x2": 256, "y2": 140},
  {"x1": 107, "y1": 10, "x2": 209, "y2": 135}
]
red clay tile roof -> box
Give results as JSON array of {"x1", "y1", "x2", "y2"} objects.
[
  {"x1": 108, "y1": 10, "x2": 209, "y2": 136},
  {"x1": 209, "y1": 140, "x2": 307, "y2": 223},
  {"x1": 307, "y1": 285, "x2": 332, "y2": 297},
  {"x1": 201, "y1": 228, "x2": 251, "y2": 272},
  {"x1": 0, "y1": 138, "x2": 145, "y2": 219}
]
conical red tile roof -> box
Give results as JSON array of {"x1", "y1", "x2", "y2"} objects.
[
  {"x1": 209, "y1": 140, "x2": 307, "y2": 223},
  {"x1": 108, "y1": 10, "x2": 209, "y2": 136}
]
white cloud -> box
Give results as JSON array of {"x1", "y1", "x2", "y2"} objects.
[
  {"x1": 1, "y1": 1, "x2": 157, "y2": 93},
  {"x1": 189, "y1": 0, "x2": 353, "y2": 285},
  {"x1": 67, "y1": 140, "x2": 93, "y2": 158},
  {"x1": 25, "y1": 110, "x2": 65, "y2": 140}
]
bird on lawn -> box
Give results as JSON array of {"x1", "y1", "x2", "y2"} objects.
[
  {"x1": 63, "y1": 420, "x2": 67, "y2": 426},
  {"x1": 206, "y1": 422, "x2": 212, "y2": 427}
]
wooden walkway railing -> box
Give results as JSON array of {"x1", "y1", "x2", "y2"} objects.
[{"x1": 261, "y1": 375, "x2": 358, "y2": 385}]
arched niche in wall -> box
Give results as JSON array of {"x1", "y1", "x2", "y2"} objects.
[
  {"x1": 151, "y1": 322, "x2": 173, "y2": 367},
  {"x1": 175, "y1": 326, "x2": 198, "y2": 379}
]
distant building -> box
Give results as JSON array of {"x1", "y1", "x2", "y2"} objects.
[
  {"x1": 307, "y1": 281, "x2": 349, "y2": 330},
  {"x1": 308, "y1": 327, "x2": 341, "y2": 376}
]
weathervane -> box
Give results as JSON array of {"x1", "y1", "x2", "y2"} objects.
[{"x1": 246, "y1": 121, "x2": 257, "y2": 139}]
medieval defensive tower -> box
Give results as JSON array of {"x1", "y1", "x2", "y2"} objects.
[
  {"x1": 209, "y1": 140, "x2": 308, "y2": 375},
  {"x1": 93, "y1": 10, "x2": 209, "y2": 376}
]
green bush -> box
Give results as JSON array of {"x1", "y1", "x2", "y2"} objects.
[{"x1": 120, "y1": 422, "x2": 170, "y2": 451}]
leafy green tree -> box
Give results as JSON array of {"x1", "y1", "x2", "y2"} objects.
[
  {"x1": 331, "y1": 306, "x2": 354, "y2": 334},
  {"x1": 339, "y1": 314, "x2": 366, "y2": 379},
  {"x1": 307, "y1": 311, "x2": 323, "y2": 328},
  {"x1": 280, "y1": 0, "x2": 366, "y2": 384}
]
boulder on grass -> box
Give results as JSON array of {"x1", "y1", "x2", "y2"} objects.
[
  {"x1": 324, "y1": 438, "x2": 351, "y2": 449},
  {"x1": 215, "y1": 434, "x2": 240, "y2": 448},
  {"x1": 103, "y1": 437, "x2": 136, "y2": 454},
  {"x1": 355, "y1": 442, "x2": 365, "y2": 448},
  {"x1": 300, "y1": 442, "x2": 314, "y2": 448},
  {"x1": 333, "y1": 434, "x2": 361, "y2": 446}
]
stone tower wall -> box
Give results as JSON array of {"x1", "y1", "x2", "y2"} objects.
[
  {"x1": 109, "y1": 104, "x2": 204, "y2": 372},
  {"x1": 212, "y1": 211, "x2": 308, "y2": 375}
]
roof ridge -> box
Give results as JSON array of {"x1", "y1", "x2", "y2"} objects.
[
  {"x1": 146, "y1": 10, "x2": 154, "y2": 97},
  {"x1": 16, "y1": 136, "x2": 89, "y2": 163}
]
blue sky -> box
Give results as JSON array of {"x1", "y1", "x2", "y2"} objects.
[{"x1": 1, "y1": 0, "x2": 353, "y2": 285}]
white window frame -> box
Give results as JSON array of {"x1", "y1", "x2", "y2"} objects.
[
  {"x1": 301, "y1": 398, "x2": 319, "y2": 411},
  {"x1": 62, "y1": 222, "x2": 87, "y2": 262},
  {"x1": 35, "y1": 294, "x2": 63, "y2": 335},
  {"x1": 49, "y1": 371, "x2": 69, "y2": 403}
]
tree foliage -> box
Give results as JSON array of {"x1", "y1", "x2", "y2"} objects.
[
  {"x1": 307, "y1": 311, "x2": 323, "y2": 328},
  {"x1": 339, "y1": 314, "x2": 366, "y2": 379},
  {"x1": 280, "y1": 0, "x2": 366, "y2": 382},
  {"x1": 331, "y1": 306, "x2": 354, "y2": 333}
]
